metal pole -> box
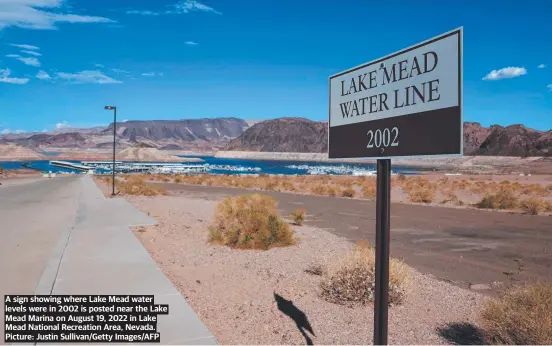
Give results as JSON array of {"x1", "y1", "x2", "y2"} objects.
[
  {"x1": 112, "y1": 107, "x2": 117, "y2": 196},
  {"x1": 373, "y1": 158, "x2": 391, "y2": 345}
]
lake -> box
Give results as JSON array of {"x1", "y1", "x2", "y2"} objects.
[{"x1": 0, "y1": 156, "x2": 426, "y2": 175}]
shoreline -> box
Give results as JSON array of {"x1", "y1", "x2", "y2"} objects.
[{"x1": 214, "y1": 151, "x2": 552, "y2": 175}]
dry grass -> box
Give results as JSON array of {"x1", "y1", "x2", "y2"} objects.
[
  {"x1": 519, "y1": 197, "x2": 551, "y2": 215},
  {"x1": 408, "y1": 189, "x2": 435, "y2": 204},
  {"x1": 290, "y1": 208, "x2": 306, "y2": 226},
  {"x1": 480, "y1": 282, "x2": 552, "y2": 345},
  {"x1": 117, "y1": 176, "x2": 167, "y2": 196},
  {"x1": 208, "y1": 194, "x2": 296, "y2": 250},
  {"x1": 319, "y1": 240, "x2": 411, "y2": 307},
  {"x1": 341, "y1": 187, "x2": 356, "y2": 198},
  {"x1": 476, "y1": 188, "x2": 519, "y2": 210}
]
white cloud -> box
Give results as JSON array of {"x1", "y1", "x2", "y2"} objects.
[
  {"x1": 126, "y1": 10, "x2": 159, "y2": 16},
  {"x1": 538, "y1": 64, "x2": 546, "y2": 69},
  {"x1": 10, "y1": 43, "x2": 39, "y2": 50},
  {"x1": 17, "y1": 56, "x2": 40, "y2": 66},
  {"x1": 111, "y1": 68, "x2": 129, "y2": 73},
  {"x1": 0, "y1": 0, "x2": 115, "y2": 31},
  {"x1": 14, "y1": 130, "x2": 26, "y2": 134},
  {"x1": 93, "y1": 63, "x2": 104, "y2": 68},
  {"x1": 36, "y1": 70, "x2": 51, "y2": 79},
  {"x1": 547, "y1": 84, "x2": 552, "y2": 92},
  {"x1": 185, "y1": 41, "x2": 198, "y2": 45},
  {"x1": 1, "y1": 129, "x2": 11, "y2": 134},
  {"x1": 56, "y1": 70, "x2": 122, "y2": 84},
  {"x1": 172, "y1": 0, "x2": 221, "y2": 14},
  {"x1": 141, "y1": 72, "x2": 163, "y2": 77},
  {"x1": 21, "y1": 50, "x2": 41, "y2": 56},
  {"x1": 482, "y1": 67, "x2": 527, "y2": 81},
  {"x1": 56, "y1": 121, "x2": 69, "y2": 129},
  {"x1": 6, "y1": 53, "x2": 40, "y2": 66},
  {"x1": 0, "y1": 68, "x2": 29, "y2": 84}
]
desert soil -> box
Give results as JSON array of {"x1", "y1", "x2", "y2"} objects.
[{"x1": 122, "y1": 192, "x2": 487, "y2": 345}]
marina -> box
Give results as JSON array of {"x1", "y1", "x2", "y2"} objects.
[{"x1": 1, "y1": 156, "x2": 424, "y2": 176}]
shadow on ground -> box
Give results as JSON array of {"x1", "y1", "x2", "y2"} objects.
[
  {"x1": 274, "y1": 292, "x2": 315, "y2": 345},
  {"x1": 436, "y1": 322, "x2": 486, "y2": 345}
]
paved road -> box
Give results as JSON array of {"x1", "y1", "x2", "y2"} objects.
[
  {"x1": 1, "y1": 177, "x2": 216, "y2": 345},
  {"x1": 0, "y1": 176, "x2": 82, "y2": 342},
  {"x1": 158, "y1": 182, "x2": 552, "y2": 293}
]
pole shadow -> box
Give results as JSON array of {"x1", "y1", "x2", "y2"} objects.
[{"x1": 274, "y1": 292, "x2": 316, "y2": 345}]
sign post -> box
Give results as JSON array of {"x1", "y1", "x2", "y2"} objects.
[{"x1": 328, "y1": 28, "x2": 463, "y2": 345}]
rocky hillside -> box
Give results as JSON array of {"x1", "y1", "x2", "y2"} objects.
[
  {"x1": 0, "y1": 144, "x2": 45, "y2": 161},
  {"x1": 225, "y1": 118, "x2": 551, "y2": 157},
  {"x1": 224, "y1": 118, "x2": 328, "y2": 153},
  {"x1": 0, "y1": 118, "x2": 250, "y2": 151}
]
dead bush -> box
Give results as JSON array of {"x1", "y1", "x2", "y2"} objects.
[
  {"x1": 408, "y1": 188, "x2": 435, "y2": 203},
  {"x1": 320, "y1": 241, "x2": 411, "y2": 306},
  {"x1": 361, "y1": 184, "x2": 377, "y2": 200},
  {"x1": 341, "y1": 187, "x2": 356, "y2": 198},
  {"x1": 310, "y1": 184, "x2": 327, "y2": 196},
  {"x1": 480, "y1": 282, "x2": 552, "y2": 345},
  {"x1": 290, "y1": 208, "x2": 306, "y2": 226},
  {"x1": 520, "y1": 197, "x2": 549, "y2": 215},
  {"x1": 208, "y1": 194, "x2": 295, "y2": 250},
  {"x1": 477, "y1": 188, "x2": 519, "y2": 210},
  {"x1": 117, "y1": 176, "x2": 167, "y2": 196}
]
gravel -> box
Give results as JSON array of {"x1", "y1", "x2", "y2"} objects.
[{"x1": 127, "y1": 195, "x2": 488, "y2": 345}]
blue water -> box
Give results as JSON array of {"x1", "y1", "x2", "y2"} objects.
[
  {"x1": 0, "y1": 157, "x2": 425, "y2": 175},
  {"x1": 186, "y1": 156, "x2": 424, "y2": 175}
]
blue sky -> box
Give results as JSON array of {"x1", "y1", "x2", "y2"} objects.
[{"x1": 0, "y1": 0, "x2": 551, "y2": 134}]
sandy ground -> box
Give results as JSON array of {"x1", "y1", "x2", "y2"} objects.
[
  {"x1": 118, "y1": 190, "x2": 488, "y2": 345},
  {"x1": 127, "y1": 173, "x2": 552, "y2": 216}
]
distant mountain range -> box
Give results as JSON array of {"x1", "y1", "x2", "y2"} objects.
[
  {"x1": 0, "y1": 117, "x2": 549, "y2": 156},
  {"x1": 224, "y1": 118, "x2": 551, "y2": 157},
  {"x1": 0, "y1": 118, "x2": 250, "y2": 152}
]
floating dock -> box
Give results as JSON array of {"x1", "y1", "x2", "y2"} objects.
[{"x1": 49, "y1": 161, "x2": 94, "y2": 173}]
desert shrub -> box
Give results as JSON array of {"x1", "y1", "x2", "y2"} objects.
[
  {"x1": 408, "y1": 188, "x2": 435, "y2": 203},
  {"x1": 396, "y1": 174, "x2": 407, "y2": 182},
  {"x1": 290, "y1": 208, "x2": 306, "y2": 226},
  {"x1": 547, "y1": 184, "x2": 552, "y2": 192},
  {"x1": 208, "y1": 194, "x2": 295, "y2": 250},
  {"x1": 173, "y1": 175, "x2": 182, "y2": 183},
  {"x1": 519, "y1": 197, "x2": 549, "y2": 215},
  {"x1": 117, "y1": 176, "x2": 167, "y2": 196},
  {"x1": 319, "y1": 241, "x2": 411, "y2": 306},
  {"x1": 361, "y1": 184, "x2": 377, "y2": 200},
  {"x1": 477, "y1": 188, "x2": 519, "y2": 210},
  {"x1": 310, "y1": 184, "x2": 327, "y2": 196},
  {"x1": 341, "y1": 187, "x2": 356, "y2": 198},
  {"x1": 326, "y1": 186, "x2": 338, "y2": 197},
  {"x1": 479, "y1": 282, "x2": 552, "y2": 345}
]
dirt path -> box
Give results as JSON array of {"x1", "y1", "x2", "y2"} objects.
[{"x1": 154, "y1": 182, "x2": 552, "y2": 294}]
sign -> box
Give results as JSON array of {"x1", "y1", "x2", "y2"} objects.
[{"x1": 328, "y1": 28, "x2": 463, "y2": 159}]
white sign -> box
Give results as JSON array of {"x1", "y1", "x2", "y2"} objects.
[{"x1": 328, "y1": 28, "x2": 463, "y2": 159}]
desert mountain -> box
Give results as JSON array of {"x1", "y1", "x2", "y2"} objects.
[
  {"x1": 116, "y1": 147, "x2": 203, "y2": 162},
  {"x1": 0, "y1": 144, "x2": 45, "y2": 161},
  {"x1": 0, "y1": 118, "x2": 250, "y2": 151},
  {"x1": 225, "y1": 118, "x2": 551, "y2": 157},
  {"x1": 224, "y1": 118, "x2": 328, "y2": 153}
]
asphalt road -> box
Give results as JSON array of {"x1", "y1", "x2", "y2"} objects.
[
  {"x1": 0, "y1": 176, "x2": 82, "y2": 337},
  {"x1": 157, "y1": 182, "x2": 552, "y2": 293}
]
